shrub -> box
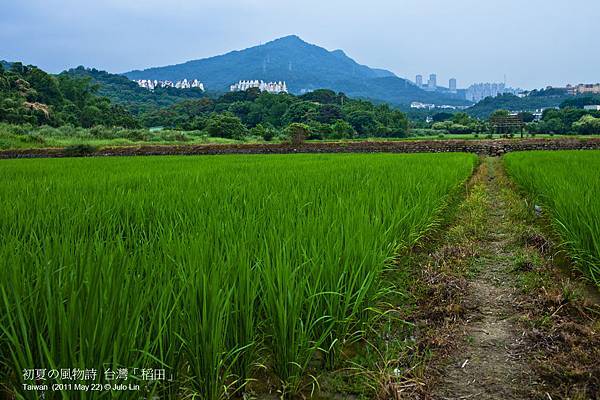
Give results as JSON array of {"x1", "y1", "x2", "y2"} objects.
[
  {"x1": 19, "y1": 133, "x2": 46, "y2": 144},
  {"x1": 204, "y1": 113, "x2": 248, "y2": 140},
  {"x1": 285, "y1": 123, "x2": 310, "y2": 145},
  {"x1": 58, "y1": 124, "x2": 81, "y2": 137},
  {"x1": 250, "y1": 124, "x2": 276, "y2": 141},
  {"x1": 126, "y1": 129, "x2": 152, "y2": 142},
  {"x1": 330, "y1": 119, "x2": 356, "y2": 139},
  {"x1": 89, "y1": 125, "x2": 115, "y2": 139},
  {"x1": 162, "y1": 131, "x2": 190, "y2": 142}
]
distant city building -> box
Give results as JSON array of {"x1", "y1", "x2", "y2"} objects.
[
  {"x1": 415, "y1": 75, "x2": 423, "y2": 88},
  {"x1": 415, "y1": 73, "x2": 460, "y2": 93},
  {"x1": 465, "y1": 83, "x2": 521, "y2": 102},
  {"x1": 449, "y1": 78, "x2": 457, "y2": 93},
  {"x1": 427, "y1": 74, "x2": 437, "y2": 91},
  {"x1": 584, "y1": 105, "x2": 600, "y2": 111},
  {"x1": 135, "y1": 79, "x2": 204, "y2": 91},
  {"x1": 230, "y1": 80, "x2": 288, "y2": 94},
  {"x1": 566, "y1": 83, "x2": 600, "y2": 95}
]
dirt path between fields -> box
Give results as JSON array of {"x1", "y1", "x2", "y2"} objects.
[
  {"x1": 429, "y1": 158, "x2": 534, "y2": 399},
  {"x1": 404, "y1": 157, "x2": 599, "y2": 400}
]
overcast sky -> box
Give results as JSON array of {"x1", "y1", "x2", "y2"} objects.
[{"x1": 1, "y1": 0, "x2": 598, "y2": 90}]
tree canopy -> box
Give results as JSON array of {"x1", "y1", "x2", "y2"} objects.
[{"x1": 0, "y1": 63, "x2": 138, "y2": 128}]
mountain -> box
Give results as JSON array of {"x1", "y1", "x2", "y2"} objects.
[
  {"x1": 125, "y1": 35, "x2": 469, "y2": 106},
  {"x1": 1, "y1": 60, "x2": 12, "y2": 70}
]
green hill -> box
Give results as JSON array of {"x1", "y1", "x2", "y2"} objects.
[
  {"x1": 466, "y1": 90, "x2": 572, "y2": 118},
  {"x1": 63, "y1": 67, "x2": 206, "y2": 114},
  {"x1": 0, "y1": 62, "x2": 137, "y2": 127}
]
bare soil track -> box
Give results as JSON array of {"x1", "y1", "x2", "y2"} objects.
[
  {"x1": 430, "y1": 159, "x2": 534, "y2": 399},
  {"x1": 409, "y1": 157, "x2": 599, "y2": 400},
  {"x1": 1, "y1": 137, "x2": 600, "y2": 159}
]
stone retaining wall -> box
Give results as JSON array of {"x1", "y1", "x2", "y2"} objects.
[{"x1": 2, "y1": 138, "x2": 600, "y2": 159}]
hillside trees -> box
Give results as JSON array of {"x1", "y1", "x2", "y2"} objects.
[
  {"x1": 572, "y1": 115, "x2": 600, "y2": 134},
  {"x1": 0, "y1": 63, "x2": 139, "y2": 128},
  {"x1": 1, "y1": 63, "x2": 412, "y2": 139},
  {"x1": 135, "y1": 88, "x2": 409, "y2": 139}
]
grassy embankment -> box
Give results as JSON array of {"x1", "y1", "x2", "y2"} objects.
[{"x1": 1, "y1": 123, "x2": 596, "y2": 151}]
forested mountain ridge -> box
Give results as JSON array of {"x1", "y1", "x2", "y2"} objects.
[
  {"x1": 125, "y1": 36, "x2": 391, "y2": 92},
  {"x1": 125, "y1": 35, "x2": 469, "y2": 106}
]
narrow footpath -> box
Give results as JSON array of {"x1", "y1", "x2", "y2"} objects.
[
  {"x1": 406, "y1": 157, "x2": 599, "y2": 400},
  {"x1": 430, "y1": 158, "x2": 533, "y2": 399}
]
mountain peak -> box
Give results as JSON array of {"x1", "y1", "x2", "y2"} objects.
[
  {"x1": 263, "y1": 35, "x2": 310, "y2": 49},
  {"x1": 269, "y1": 35, "x2": 305, "y2": 44}
]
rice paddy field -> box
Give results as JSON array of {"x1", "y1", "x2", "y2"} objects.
[
  {"x1": 0, "y1": 153, "x2": 477, "y2": 399},
  {"x1": 504, "y1": 151, "x2": 600, "y2": 287}
]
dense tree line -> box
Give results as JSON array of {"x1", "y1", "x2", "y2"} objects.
[
  {"x1": 529, "y1": 107, "x2": 600, "y2": 135},
  {"x1": 560, "y1": 95, "x2": 600, "y2": 109},
  {"x1": 424, "y1": 105, "x2": 600, "y2": 136},
  {"x1": 0, "y1": 63, "x2": 139, "y2": 128},
  {"x1": 139, "y1": 88, "x2": 408, "y2": 139},
  {"x1": 0, "y1": 63, "x2": 409, "y2": 140}
]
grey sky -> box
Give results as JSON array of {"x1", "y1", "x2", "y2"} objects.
[{"x1": 1, "y1": 0, "x2": 598, "y2": 89}]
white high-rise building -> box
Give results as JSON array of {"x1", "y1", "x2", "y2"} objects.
[
  {"x1": 229, "y1": 80, "x2": 288, "y2": 94},
  {"x1": 134, "y1": 79, "x2": 204, "y2": 91}
]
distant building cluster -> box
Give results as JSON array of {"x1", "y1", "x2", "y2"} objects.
[
  {"x1": 465, "y1": 83, "x2": 521, "y2": 102},
  {"x1": 584, "y1": 105, "x2": 600, "y2": 111},
  {"x1": 410, "y1": 102, "x2": 468, "y2": 110},
  {"x1": 566, "y1": 83, "x2": 600, "y2": 95},
  {"x1": 509, "y1": 109, "x2": 547, "y2": 121},
  {"x1": 230, "y1": 80, "x2": 288, "y2": 94},
  {"x1": 135, "y1": 79, "x2": 204, "y2": 91},
  {"x1": 415, "y1": 74, "x2": 457, "y2": 93}
]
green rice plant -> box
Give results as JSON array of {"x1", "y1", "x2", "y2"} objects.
[
  {"x1": 504, "y1": 151, "x2": 600, "y2": 287},
  {"x1": 0, "y1": 153, "x2": 477, "y2": 399}
]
